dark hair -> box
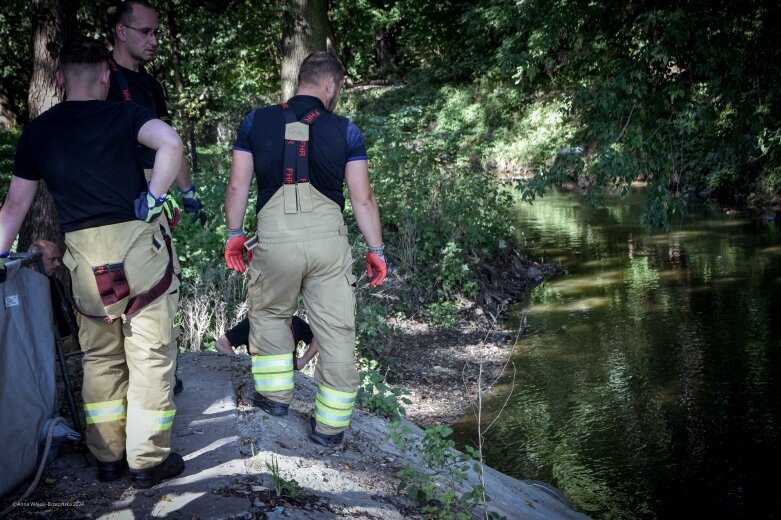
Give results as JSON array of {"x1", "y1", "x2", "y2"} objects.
[
  {"x1": 59, "y1": 36, "x2": 109, "y2": 67},
  {"x1": 297, "y1": 52, "x2": 344, "y2": 88},
  {"x1": 112, "y1": 0, "x2": 155, "y2": 29}
]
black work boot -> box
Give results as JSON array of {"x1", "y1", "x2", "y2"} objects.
[
  {"x1": 308, "y1": 415, "x2": 344, "y2": 447},
  {"x1": 129, "y1": 453, "x2": 185, "y2": 489},
  {"x1": 242, "y1": 384, "x2": 288, "y2": 416},
  {"x1": 173, "y1": 375, "x2": 184, "y2": 395},
  {"x1": 97, "y1": 458, "x2": 128, "y2": 482}
]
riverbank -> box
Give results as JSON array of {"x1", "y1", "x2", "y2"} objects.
[{"x1": 1, "y1": 352, "x2": 587, "y2": 519}]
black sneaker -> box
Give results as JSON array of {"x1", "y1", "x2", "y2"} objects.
[
  {"x1": 242, "y1": 384, "x2": 289, "y2": 416},
  {"x1": 308, "y1": 415, "x2": 344, "y2": 447},
  {"x1": 173, "y1": 376, "x2": 184, "y2": 395},
  {"x1": 97, "y1": 458, "x2": 127, "y2": 482},
  {"x1": 129, "y1": 453, "x2": 185, "y2": 489}
]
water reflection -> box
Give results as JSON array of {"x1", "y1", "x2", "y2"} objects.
[{"x1": 452, "y1": 188, "x2": 781, "y2": 519}]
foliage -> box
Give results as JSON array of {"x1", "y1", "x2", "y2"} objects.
[
  {"x1": 0, "y1": 1, "x2": 33, "y2": 126},
  {"x1": 355, "y1": 303, "x2": 397, "y2": 359},
  {"x1": 265, "y1": 455, "x2": 302, "y2": 499},
  {"x1": 390, "y1": 423, "x2": 504, "y2": 519},
  {"x1": 358, "y1": 360, "x2": 411, "y2": 420},
  {"x1": 455, "y1": 0, "x2": 781, "y2": 226},
  {"x1": 345, "y1": 82, "x2": 518, "y2": 304},
  {"x1": 0, "y1": 130, "x2": 18, "y2": 202},
  {"x1": 155, "y1": 0, "x2": 283, "y2": 145}
]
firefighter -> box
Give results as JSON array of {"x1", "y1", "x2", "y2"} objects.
[
  {"x1": 0, "y1": 36, "x2": 185, "y2": 488},
  {"x1": 224, "y1": 52, "x2": 387, "y2": 447},
  {"x1": 107, "y1": 0, "x2": 211, "y2": 394},
  {"x1": 108, "y1": 0, "x2": 206, "y2": 227}
]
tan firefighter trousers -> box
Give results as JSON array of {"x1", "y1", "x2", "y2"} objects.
[
  {"x1": 63, "y1": 220, "x2": 179, "y2": 470},
  {"x1": 247, "y1": 185, "x2": 359, "y2": 436}
]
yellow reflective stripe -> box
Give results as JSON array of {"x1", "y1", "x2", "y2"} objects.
[
  {"x1": 317, "y1": 385, "x2": 357, "y2": 410},
  {"x1": 252, "y1": 354, "x2": 294, "y2": 373},
  {"x1": 254, "y1": 372, "x2": 294, "y2": 392},
  {"x1": 128, "y1": 408, "x2": 177, "y2": 431},
  {"x1": 314, "y1": 408, "x2": 351, "y2": 428},
  {"x1": 314, "y1": 385, "x2": 356, "y2": 427},
  {"x1": 83, "y1": 399, "x2": 127, "y2": 424},
  {"x1": 85, "y1": 413, "x2": 126, "y2": 425}
]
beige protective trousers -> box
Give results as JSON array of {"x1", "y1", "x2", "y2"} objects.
[
  {"x1": 247, "y1": 186, "x2": 359, "y2": 436},
  {"x1": 63, "y1": 220, "x2": 179, "y2": 470}
]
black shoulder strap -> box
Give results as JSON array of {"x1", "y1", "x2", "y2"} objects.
[
  {"x1": 281, "y1": 104, "x2": 322, "y2": 184},
  {"x1": 108, "y1": 57, "x2": 133, "y2": 102}
]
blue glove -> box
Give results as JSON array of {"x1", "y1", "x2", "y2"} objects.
[
  {"x1": 0, "y1": 252, "x2": 9, "y2": 283},
  {"x1": 179, "y1": 185, "x2": 207, "y2": 226},
  {"x1": 134, "y1": 190, "x2": 180, "y2": 224}
]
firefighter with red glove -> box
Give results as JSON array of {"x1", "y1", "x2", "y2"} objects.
[{"x1": 224, "y1": 52, "x2": 385, "y2": 447}]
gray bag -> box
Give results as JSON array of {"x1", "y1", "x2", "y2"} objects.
[{"x1": 0, "y1": 259, "x2": 58, "y2": 498}]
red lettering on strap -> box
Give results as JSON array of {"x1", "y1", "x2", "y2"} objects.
[
  {"x1": 303, "y1": 110, "x2": 321, "y2": 123},
  {"x1": 285, "y1": 167, "x2": 295, "y2": 184},
  {"x1": 122, "y1": 89, "x2": 131, "y2": 101},
  {"x1": 298, "y1": 142, "x2": 307, "y2": 157}
]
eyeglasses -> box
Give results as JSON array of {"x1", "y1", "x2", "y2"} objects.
[{"x1": 122, "y1": 24, "x2": 165, "y2": 39}]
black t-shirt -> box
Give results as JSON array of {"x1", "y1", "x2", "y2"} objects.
[
  {"x1": 233, "y1": 95, "x2": 368, "y2": 212},
  {"x1": 107, "y1": 56, "x2": 170, "y2": 168},
  {"x1": 107, "y1": 57, "x2": 170, "y2": 121},
  {"x1": 13, "y1": 100, "x2": 154, "y2": 232}
]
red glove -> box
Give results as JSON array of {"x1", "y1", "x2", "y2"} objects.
[
  {"x1": 366, "y1": 251, "x2": 387, "y2": 287},
  {"x1": 224, "y1": 235, "x2": 252, "y2": 273}
]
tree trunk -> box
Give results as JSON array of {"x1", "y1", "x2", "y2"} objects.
[
  {"x1": 281, "y1": 0, "x2": 329, "y2": 102},
  {"x1": 17, "y1": 0, "x2": 76, "y2": 253},
  {"x1": 161, "y1": 0, "x2": 198, "y2": 172},
  {"x1": 374, "y1": 28, "x2": 396, "y2": 71},
  {"x1": 0, "y1": 83, "x2": 20, "y2": 129}
]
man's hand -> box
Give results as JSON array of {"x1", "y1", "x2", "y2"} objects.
[
  {"x1": 0, "y1": 252, "x2": 8, "y2": 283},
  {"x1": 366, "y1": 244, "x2": 387, "y2": 287},
  {"x1": 134, "y1": 190, "x2": 180, "y2": 225},
  {"x1": 180, "y1": 185, "x2": 208, "y2": 226},
  {"x1": 224, "y1": 233, "x2": 252, "y2": 273}
]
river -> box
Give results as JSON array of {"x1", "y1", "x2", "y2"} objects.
[{"x1": 452, "y1": 186, "x2": 781, "y2": 519}]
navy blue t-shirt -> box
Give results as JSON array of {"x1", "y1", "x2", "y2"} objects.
[
  {"x1": 233, "y1": 95, "x2": 367, "y2": 212},
  {"x1": 13, "y1": 100, "x2": 153, "y2": 232}
]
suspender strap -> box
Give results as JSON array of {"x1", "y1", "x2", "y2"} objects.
[
  {"x1": 125, "y1": 231, "x2": 174, "y2": 315},
  {"x1": 78, "y1": 227, "x2": 175, "y2": 323},
  {"x1": 108, "y1": 57, "x2": 133, "y2": 102},
  {"x1": 281, "y1": 104, "x2": 322, "y2": 185}
]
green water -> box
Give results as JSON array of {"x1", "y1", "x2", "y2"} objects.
[{"x1": 452, "y1": 187, "x2": 781, "y2": 519}]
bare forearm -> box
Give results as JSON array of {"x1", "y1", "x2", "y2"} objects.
[
  {"x1": 352, "y1": 194, "x2": 383, "y2": 247},
  {"x1": 226, "y1": 150, "x2": 254, "y2": 230},
  {"x1": 137, "y1": 120, "x2": 184, "y2": 197},
  {"x1": 148, "y1": 143, "x2": 183, "y2": 198},
  {"x1": 0, "y1": 208, "x2": 25, "y2": 253},
  {"x1": 225, "y1": 183, "x2": 250, "y2": 229},
  {"x1": 0, "y1": 177, "x2": 38, "y2": 252}
]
